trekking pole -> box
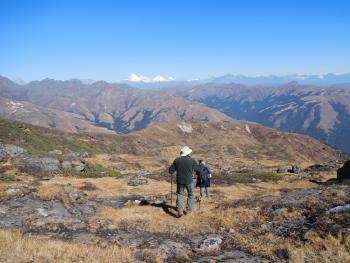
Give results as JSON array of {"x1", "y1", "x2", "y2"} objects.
[{"x1": 170, "y1": 173, "x2": 173, "y2": 205}]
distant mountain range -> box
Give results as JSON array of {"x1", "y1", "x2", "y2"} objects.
[
  {"x1": 0, "y1": 76, "x2": 234, "y2": 134},
  {"x1": 208, "y1": 73, "x2": 350, "y2": 86},
  {"x1": 121, "y1": 73, "x2": 350, "y2": 88},
  {"x1": 171, "y1": 81, "x2": 350, "y2": 154},
  {"x1": 1, "y1": 74, "x2": 350, "y2": 153}
]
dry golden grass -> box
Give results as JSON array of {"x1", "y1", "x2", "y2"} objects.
[
  {"x1": 1, "y1": 168, "x2": 346, "y2": 262},
  {"x1": 0, "y1": 230, "x2": 133, "y2": 263},
  {"x1": 36, "y1": 177, "x2": 170, "y2": 200}
]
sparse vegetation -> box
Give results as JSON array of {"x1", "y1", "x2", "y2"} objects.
[
  {"x1": 215, "y1": 169, "x2": 282, "y2": 184},
  {"x1": 0, "y1": 118, "x2": 127, "y2": 155},
  {"x1": 62, "y1": 162, "x2": 121, "y2": 178},
  {"x1": 0, "y1": 230, "x2": 133, "y2": 263}
]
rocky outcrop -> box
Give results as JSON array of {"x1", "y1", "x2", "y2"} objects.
[
  {"x1": 0, "y1": 144, "x2": 26, "y2": 161},
  {"x1": 15, "y1": 157, "x2": 60, "y2": 174},
  {"x1": 337, "y1": 160, "x2": 350, "y2": 181}
]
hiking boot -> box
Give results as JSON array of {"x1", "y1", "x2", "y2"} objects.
[
  {"x1": 177, "y1": 209, "x2": 183, "y2": 218},
  {"x1": 184, "y1": 210, "x2": 192, "y2": 215}
]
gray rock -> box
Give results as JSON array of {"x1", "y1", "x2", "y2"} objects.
[
  {"x1": 327, "y1": 204, "x2": 350, "y2": 214},
  {"x1": 190, "y1": 234, "x2": 223, "y2": 253},
  {"x1": 0, "y1": 144, "x2": 26, "y2": 159},
  {"x1": 138, "y1": 171, "x2": 150, "y2": 177},
  {"x1": 291, "y1": 165, "x2": 301, "y2": 174},
  {"x1": 62, "y1": 160, "x2": 73, "y2": 169},
  {"x1": 72, "y1": 161, "x2": 85, "y2": 172},
  {"x1": 0, "y1": 149, "x2": 7, "y2": 162},
  {"x1": 115, "y1": 165, "x2": 126, "y2": 171},
  {"x1": 157, "y1": 240, "x2": 191, "y2": 260},
  {"x1": 128, "y1": 176, "x2": 148, "y2": 186},
  {"x1": 81, "y1": 152, "x2": 89, "y2": 158},
  {"x1": 48, "y1": 149, "x2": 63, "y2": 155},
  {"x1": 17, "y1": 157, "x2": 60, "y2": 174},
  {"x1": 276, "y1": 167, "x2": 288, "y2": 174},
  {"x1": 65, "y1": 152, "x2": 81, "y2": 158}
]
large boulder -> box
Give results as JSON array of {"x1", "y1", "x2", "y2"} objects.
[
  {"x1": 337, "y1": 160, "x2": 350, "y2": 181},
  {"x1": 16, "y1": 157, "x2": 60, "y2": 175},
  {"x1": 0, "y1": 144, "x2": 26, "y2": 161}
]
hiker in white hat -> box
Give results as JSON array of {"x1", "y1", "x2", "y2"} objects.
[{"x1": 169, "y1": 146, "x2": 199, "y2": 217}]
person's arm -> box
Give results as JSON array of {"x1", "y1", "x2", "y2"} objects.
[{"x1": 168, "y1": 160, "x2": 177, "y2": 174}]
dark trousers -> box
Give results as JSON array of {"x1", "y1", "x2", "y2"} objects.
[{"x1": 176, "y1": 183, "x2": 194, "y2": 211}]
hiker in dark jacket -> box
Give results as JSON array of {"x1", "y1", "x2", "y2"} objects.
[
  {"x1": 196, "y1": 160, "x2": 212, "y2": 199},
  {"x1": 169, "y1": 146, "x2": 199, "y2": 217}
]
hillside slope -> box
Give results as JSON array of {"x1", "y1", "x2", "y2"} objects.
[
  {"x1": 0, "y1": 76, "x2": 234, "y2": 133},
  {"x1": 0, "y1": 118, "x2": 338, "y2": 171},
  {"x1": 171, "y1": 82, "x2": 350, "y2": 153}
]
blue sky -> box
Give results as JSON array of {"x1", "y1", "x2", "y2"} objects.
[{"x1": 0, "y1": 0, "x2": 349, "y2": 82}]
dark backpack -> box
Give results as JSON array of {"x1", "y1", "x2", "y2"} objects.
[{"x1": 199, "y1": 166, "x2": 209, "y2": 183}]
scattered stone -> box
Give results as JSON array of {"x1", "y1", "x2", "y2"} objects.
[
  {"x1": 327, "y1": 204, "x2": 350, "y2": 214},
  {"x1": 65, "y1": 152, "x2": 81, "y2": 158},
  {"x1": 0, "y1": 144, "x2": 26, "y2": 161},
  {"x1": 276, "y1": 167, "x2": 288, "y2": 174},
  {"x1": 157, "y1": 240, "x2": 191, "y2": 260},
  {"x1": 81, "y1": 152, "x2": 89, "y2": 158},
  {"x1": 191, "y1": 234, "x2": 223, "y2": 253},
  {"x1": 5, "y1": 188, "x2": 22, "y2": 195},
  {"x1": 228, "y1": 228, "x2": 235, "y2": 233},
  {"x1": 61, "y1": 160, "x2": 73, "y2": 169},
  {"x1": 128, "y1": 176, "x2": 148, "y2": 186},
  {"x1": 199, "y1": 234, "x2": 223, "y2": 252},
  {"x1": 0, "y1": 149, "x2": 7, "y2": 162},
  {"x1": 115, "y1": 165, "x2": 126, "y2": 171},
  {"x1": 290, "y1": 165, "x2": 301, "y2": 174},
  {"x1": 71, "y1": 160, "x2": 85, "y2": 172},
  {"x1": 48, "y1": 149, "x2": 63, "y2": 155},
  {"x1": 138, "y1": 171, "x2": 150, "y2": 177}
]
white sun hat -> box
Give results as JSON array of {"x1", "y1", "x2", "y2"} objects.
[{"x1": 180, "y1": 146, "x2": 192, "y2": 156}]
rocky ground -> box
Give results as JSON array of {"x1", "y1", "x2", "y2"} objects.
[{"x1": 0, "y1": 143, "x2": 349, "y2": 262}]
